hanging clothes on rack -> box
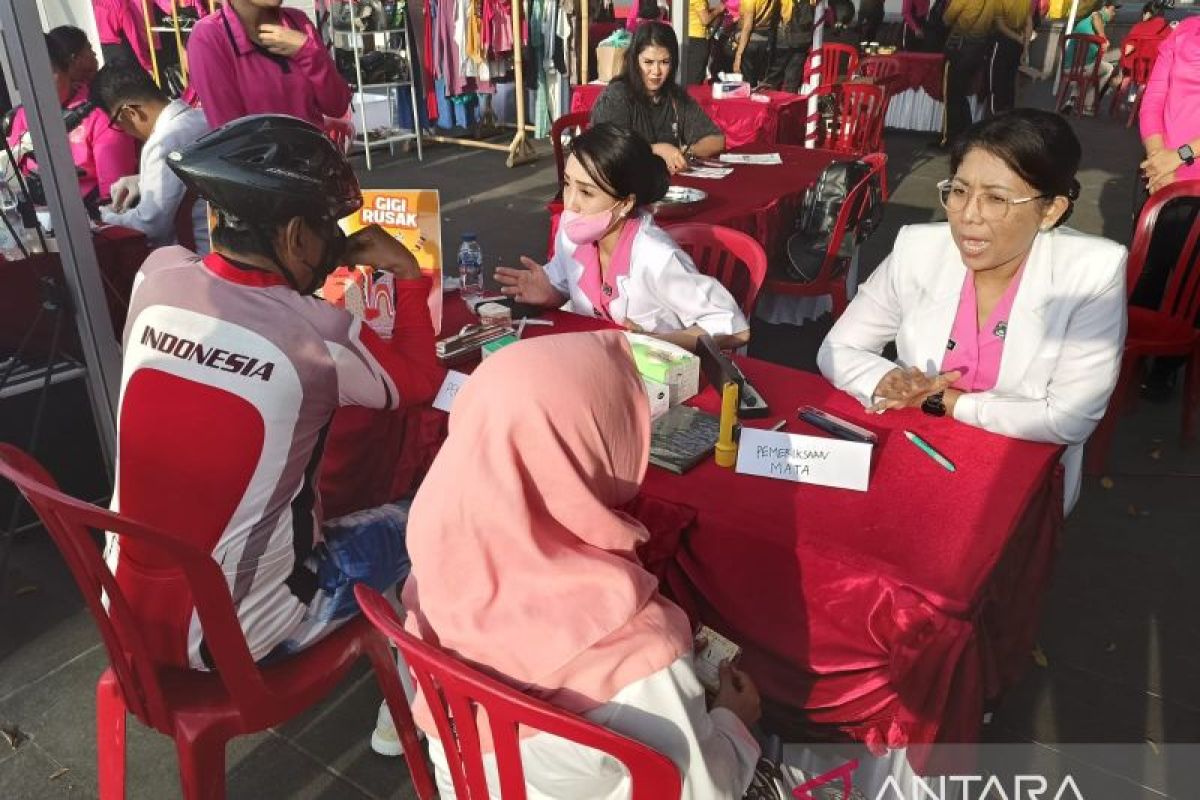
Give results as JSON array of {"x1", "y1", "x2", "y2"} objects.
[{"x1": 528, "y1": 0, "x2": 573, "y2": 137}]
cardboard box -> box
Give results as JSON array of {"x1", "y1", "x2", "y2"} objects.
[
  {"x1": 596, "y1": 45, "x2": 628, "y2": 83},
  {"x1": 643, "y1": 377, "x2": 670, "y2": 421},
  {"x1": 625, "y1": 333, "x2": 700, "y2": 405},
  {"x1": 350, "y1": 90, "x2": 392, "y2": 133}
]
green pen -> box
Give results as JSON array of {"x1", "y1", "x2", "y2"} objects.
[{"x1": 903, "y1": 430, "x2": 956, "y2": 472}]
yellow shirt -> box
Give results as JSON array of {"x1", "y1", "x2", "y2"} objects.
[
  {"x1": 943, "y1": 0, "x2": 996, "y2": 38},
  {"x1": 741, "y1": 0, "x2": 788, "y2": 33},
  {"x1": 995, "y1": 0, "x2": 1031, "y2": 32},
  {"x1": 689, "y1": 0, "x2": 709, "y2": 38}
]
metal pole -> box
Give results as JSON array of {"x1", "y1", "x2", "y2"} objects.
[
  {"x1": 673, "y1": 0, "x2": 687, "y2": 86},
  {"x1": 804, "y1": 0, "x2": 827, "y2": 148},
  {"x1": 0, "y1": 0, "x2": 123, "y2": 470}
]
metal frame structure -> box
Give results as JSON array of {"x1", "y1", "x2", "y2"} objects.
[{"x1": 0, "y1": 0, "x2": 122, "y2": 468}]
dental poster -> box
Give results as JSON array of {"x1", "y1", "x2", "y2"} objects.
[{"x1": 323, "y1": 189, "x2": 444, "y2": 336}]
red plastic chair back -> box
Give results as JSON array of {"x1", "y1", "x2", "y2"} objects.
[
  {"x1": 1126, "y1": 180, "x2": 1200, "y2": 325},
  {"x1": 857, "y1": 56, "x2": 900, "y2": 82},
  {"x1": 808, "y1": 83, "x2": 888, "y2": 155},
  {"x1": 551, "y1": 111, "x2": 590, "y2": 187},
  {"x1": 1118, "y1": 33, "x2": 1163, "y2": 73},
  {"x1": 663, "y1": 223, "x2": 768, "y2": 316},
  {"x1": 1056, "y1": 34, "x2": 1107, "y2": 115},
  {"x1": 355, "y1": 584, "x2": 683, "y2": 800},
  {"x1": 802, "y1": 43, "x2": 860, "y2": 87},
  {"x1": 764, "y1": 152, "x2": 887, "y2": 320},
  {"x1": 0, "y1": 443, "x2": 424, "y2": 800},
  {"x1": 174, "y1": 188, "x2": 198, "y2": 251}
]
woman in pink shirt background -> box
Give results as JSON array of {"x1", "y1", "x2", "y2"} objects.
[
  {"x1": 901, "y1": 0, "x2": 932, "y2": 51},
  {"x1": 6, "y1": 32, "x2": 136, "y2": 205},
  {"x1": 1134, "y1": 16, "x2": 1200, "y2": 399},
  {"x1": 186, "y1": 0, "x2": 351, "y2": 129}
]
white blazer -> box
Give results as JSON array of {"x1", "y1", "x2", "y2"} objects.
[
  {"x1": 544, "y1": 213, "x2": 750, "y2": 337},
  {"x1": 817, "y1": 223, "x2": 1128, "y2": 512}
]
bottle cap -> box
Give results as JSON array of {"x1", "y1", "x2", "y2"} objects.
[{"x1": 462, "y1": 233, "x2": 477, "y2": 240}]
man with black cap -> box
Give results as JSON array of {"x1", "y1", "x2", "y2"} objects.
[{"x1": 103, "y1": 114, "x2": 443, "y2": 674}]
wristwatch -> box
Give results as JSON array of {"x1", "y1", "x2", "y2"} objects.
[
  {"x1": 921, "y1": 392, "x2": 947, "y2": 417},
  {"x1": 1179, "y1": 144, "x2": 1196, "y2": 167}
]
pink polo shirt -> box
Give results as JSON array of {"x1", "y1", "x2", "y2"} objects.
[
  {"x1": 575, "y1": 218, "x2": 640, "y2": 321},
  {"x1": 186, "y1": 5, "x2": 351, "y2": 129},
  {"x1": 92, "y1": 0, "x2": 155, "y2": 74},
  {"x1": 1140, "y1": 17, "x2": 1200, "y2": 182},
  {"x1": 940, "y1": 263, "x2": 1026, "y2": 393},
  {"x1": 6, "y1": 85, "x2": 138, "y2": 204}
]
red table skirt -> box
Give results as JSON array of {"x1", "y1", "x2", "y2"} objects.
[
  {"x1": 1, "y1": 226, "x2": 149, "y2": 360},
  {"x1": 875, "y1": 52, "x2": 947, "y2": 102},
  {"x1": 571, "y1": 83, "x2": 812, "y2": 149},
  {"x1": 318, "y1": 303, "x2": 1065, "y2": 753}
]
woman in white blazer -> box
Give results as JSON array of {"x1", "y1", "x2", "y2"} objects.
[
  {"x1": 818, "y1": 109, "x2": 1128, "y2": 512},
  {"x1": 497, "y1": 124, "x2": 750, "y2": 351}
]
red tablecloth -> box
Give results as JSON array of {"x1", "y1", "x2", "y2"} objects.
[
  {"x1": 547, "y1": 143, "x2": 842, "y2": 262},
  {"x1": 1, "y1": 226, "x2": 149, "y2": 360},
  {"x1": 319, "y1": 300, "x2": 1065, "y2": 754},
  {"x1": 571, "y1": 83, "x2": 812, "y2": 149},
  {"x1": 875, "y1": 52, "x2": 946, "y2": 102}
]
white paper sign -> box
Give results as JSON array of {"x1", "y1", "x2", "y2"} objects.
[
  {"x1": 432, "y1": 370, "x2": 469, "y2": 413},
  {"x1": 735, "y1": 428, "x2": 872, "y2": 492}
]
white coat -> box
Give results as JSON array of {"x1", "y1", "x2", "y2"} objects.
[
  {"x1": 817, "y1": 223, "x2": 1128, "y2": 512},
  {"x1": 545, "y1": 212, "x2": 750, "y2": 337}
]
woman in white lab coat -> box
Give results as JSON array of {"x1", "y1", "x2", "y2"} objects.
[
  {"x1": 401, "y1": 332, "x2": 762, "y2": 799},
  {"x1": 818, "y1": 109, "x2": 1127, "y2": 512},
  {"x1": 496, "y1": 123, "x2": 750, "y2": 351}
]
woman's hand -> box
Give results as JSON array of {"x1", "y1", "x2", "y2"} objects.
[
  {"x1": 651, "y1": 143, "x2": 688, "y2": 174},
  {"x1": 870, "y1": 366, "x2": 961, "y2": 413},
  {"x1": 495, "y1": 256, "x2": 564, "y2": 306},
  {"x1": 344, "y1": 224, "x2": 422, "y2": 279},
  {"x1": 258, "y1": 25, "x2": 309, "y2": 58},
  {"x1": 1142, "y1": 148, "x2": 1182, "y2": 194},
  {"x1": 713, "y1": 662, "x2": 761, "y2": 727}
]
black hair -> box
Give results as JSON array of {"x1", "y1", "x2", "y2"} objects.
[
  {"x1": 568, "y1": 123, "x2": 670, "y2": 208},
  {"x1": 949, "y1": 108, "x2": 1083, "y2": 228},
  {"x1": 617, "y1": 21, "x2": 686, "y2": 105},
  {"x1": 636, "y1": 0, "x2": 662, "y2": 19},
  {"x1": 44, "y1": 34, "x2": 70, "y2": 75},
  {"x1": 48, "y1": 26, "x2": 91, "y2": 61},
  {"x1": 90, "y1": 63, "x2": 168, "y2": 114},
  {"x1": 1142, "y1": 1, "x2": 1167, "y2": 17}
]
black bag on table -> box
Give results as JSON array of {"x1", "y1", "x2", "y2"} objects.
[{"x1": 781, "y1": 159, "x2": 885, "y2": 282}]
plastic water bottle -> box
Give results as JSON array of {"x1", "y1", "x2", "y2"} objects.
[
  {"x1": 457, "y1": 233, "x2": 483, "y2": 300},
  {"x1": 0, "y1": 185, "x2": 24, "y2": 261}
]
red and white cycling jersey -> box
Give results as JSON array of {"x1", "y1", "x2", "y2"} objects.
[{"x1": 105, "y1": 247, "x2": 443, "y2": 668}]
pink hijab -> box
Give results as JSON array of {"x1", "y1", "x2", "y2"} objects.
[{"x1": 401, "y1": 331, "x2": 692, "y2": 742}]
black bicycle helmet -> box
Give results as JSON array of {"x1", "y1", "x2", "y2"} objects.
[{"x1": 166, "y1": 114, "x2": 361, "y2": 225}]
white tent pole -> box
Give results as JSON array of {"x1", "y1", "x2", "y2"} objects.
[
  {"x1": 673, "y1": 0, "x2": 687, "y2": 86},
  {"x1": 804, "y1": 1, "x2": 827, "y2": 148}
]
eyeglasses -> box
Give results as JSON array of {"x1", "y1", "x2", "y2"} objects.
[
  {"x1": 107, "y1": 104, "x2": 131, "y2": 131},
  {"x1": 937, "y1": 179, "x2": 1046, "y2": 221}
]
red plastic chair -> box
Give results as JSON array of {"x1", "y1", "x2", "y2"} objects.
[
  {"x1": 802, "y1": 43, "x2": 861, "y2": 88},
  {"x1": 1086, "y1": 181, "x2": 1200, "y2": 474},
  {"x1": 763, "y1": 152, "x2": 887, "y2": 321},
  {"x1": 173, "y1": 188, "x2": 199, "y2": 251},
  {"x1": 354, "y1": 584, "x2": 683, "y2": 800},
  {"x1": 1056, "y1": 34, "x2": 1108, "y2": 116},
  {"x1": 550, "y1": 111, "x2": 590, "y2": 187},
  {"x1": 663, "y1": 223, "x2": 768, "y2": 317},
  {"x1": 0, "y1": 443, "x2": 426, "y2": 800},
  {"x1": 805, "y1": 82, "x2": 889, "y2": 156},
  {"x1": 1109, "y1": 34, "x2": 1162, "y2": 128}
]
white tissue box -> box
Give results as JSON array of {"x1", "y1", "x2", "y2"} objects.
[
  {"x1": 625, "y1": 333, "x2": 700, "y2": 406},
  {"x1": 643, "y1": 377, "x2": 670, "y2": 421}
]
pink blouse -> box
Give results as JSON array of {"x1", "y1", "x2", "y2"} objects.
[
  {"x1": 575, "y1": 218, "x2": 640, "y2": 320},
  {"x1": 186, "y1": 5, "x2": 351, "y2": 129},
  {"x1": 940, "y1": 263, "x2": 1027, "y2": 393},
  {"x1": 6, "y1": 85, "x2": 138, "y2": 203},
  {"x1": 1139, "y1": 17, "x2": 1200, "y2": 181}
]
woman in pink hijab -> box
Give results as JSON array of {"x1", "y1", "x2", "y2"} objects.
[{"x1": 400, "y1": 331, "x2": 762, "y2": 799}]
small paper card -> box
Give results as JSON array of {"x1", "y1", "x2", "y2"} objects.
[
  {"x1": 432, "y1": 370, "x2": 469, "y2": 413},
  {"x1": 736, "y1": 428, "x2": 872, "y2": 492},
  {"x1": 719, "y1": 152, "x2": 783, "y2": 165},
  {"x1": 694, "y1": 625, "x2": 741, "y2": 693},
  {"x1": 680, "y1": 166, "x2": 733, "y2": 179}
]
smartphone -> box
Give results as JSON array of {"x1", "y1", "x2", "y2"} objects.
[{"x1": 797, "y1": 406, "x2": 878, "y2": 444}]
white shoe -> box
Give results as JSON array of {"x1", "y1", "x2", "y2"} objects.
[{"x1": 371, "y1": 700, "x2": 423, "y2": 757}]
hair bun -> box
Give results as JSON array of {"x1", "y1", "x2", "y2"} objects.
[{"x1": 1066, "y1": 179, "x2": 1081, "y2": 202}]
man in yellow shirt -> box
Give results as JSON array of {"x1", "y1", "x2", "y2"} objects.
[
  {"x1": 686, "y1": 0, "x2": 728, "y2": 84},
  {"x1": 733, "y1": 0, "x2": 782, "y2": 86},
  {"x1": 942, "y1": 0, "x2": 998, "y2": 146},
  {"x1": 989, "y1": 0, "x2": 1032, "y2": 114}
]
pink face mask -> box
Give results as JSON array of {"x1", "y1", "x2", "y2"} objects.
[{"x1": 561, "y1": 202, "x2": 622, "y2": 246}]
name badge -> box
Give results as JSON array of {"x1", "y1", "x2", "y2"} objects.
[{"x1": 735, "y1": 428, "x2": 872, "y2": 492}]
